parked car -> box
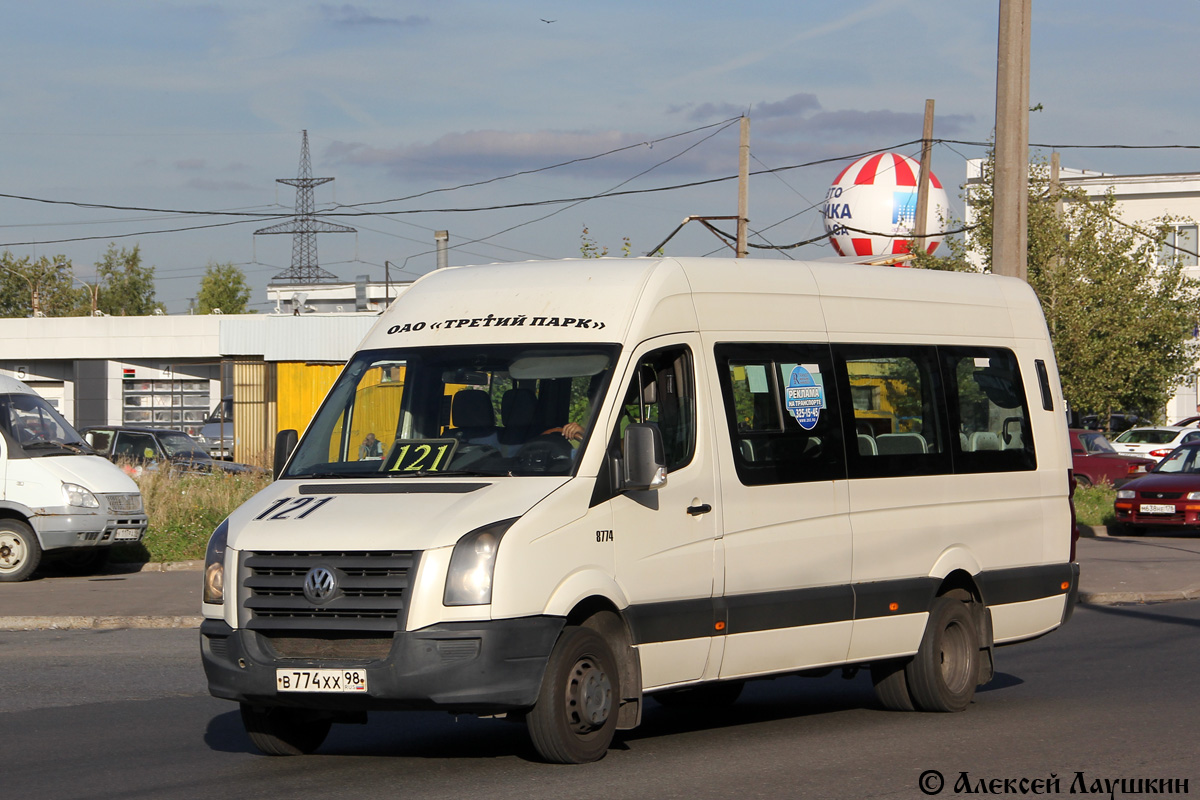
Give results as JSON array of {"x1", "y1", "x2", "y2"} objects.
[
  {"x1": 1114, "y1": 442, "x2": 1200, "y2": 533},
  {"x1": 1079, "y1": 412, "x2": 1142, "y2": 433},
  {"x1": 1069, "y1": 429, "x2": 1155, "y2": 487},
  {"x1": 196, "y1": 394, "x2": 233, "y2": 460},
  {"x1": 80, "y1": 426, "x2": 260, "y2": 475},
  {"x1": 1110, "y1": 426, "x2": 1200, "y2": 459},
  {"x1": 1171, "y1": 415, "x2": 1200, "y2": 428}
]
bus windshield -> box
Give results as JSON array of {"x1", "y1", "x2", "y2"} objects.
[{"x1": 284, "y1": 343, "x2": 619, "y2": 479}]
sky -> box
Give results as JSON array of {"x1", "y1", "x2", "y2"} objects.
[{"x1": 2, "y1": 1, "x2": 1199, "y2": 314}]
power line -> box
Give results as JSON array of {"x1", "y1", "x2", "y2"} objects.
[{"x1": 5, "y1": 136, "x2": 1200, "y2": 252}]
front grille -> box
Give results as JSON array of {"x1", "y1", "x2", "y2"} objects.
[
  {"x1": 261, "y1": 631, "x2": 395, "y2": 661},
  {"x1": 243, "y1": 550, "x2": 417, "y2": 632},
  {"x1": 105, "y1": 493, "x2": 143, "y2": 513}
]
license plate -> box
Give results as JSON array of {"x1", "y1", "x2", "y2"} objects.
[
  {"x1": 113, "y1": 528, "x2": 142, "y2": 541},
  {"x1": 276, "y1": 669, "x2": 368, "y2": 693},
  {"x1": 1140, "y1": 503, "x2": 1176, "y2": 514}
]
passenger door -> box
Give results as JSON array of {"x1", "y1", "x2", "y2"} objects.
[
  {"x1": 608, "y1": 339, "x2": 721, "y2": 690},
  {"x1": 711, "y1": 343, "x2": 854, "y2": 678}
]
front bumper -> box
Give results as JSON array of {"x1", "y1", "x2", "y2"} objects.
[
  {"x1": 201, "y1": 615, "x2": 565, "y2": 713},
  {"x1": 1113, "y1": 502, "x2": 1200, "y2": 528},
  {"x1": 31, "y1": 508, "x2": 148, "y2": 551}
]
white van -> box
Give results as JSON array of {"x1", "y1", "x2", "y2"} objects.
[
  {"x1": 0, "y1": 375, "x2": 148, "y2": 581},
  {"x1": 201, "y1": 257, "x2": 1078, "y2": 763}
]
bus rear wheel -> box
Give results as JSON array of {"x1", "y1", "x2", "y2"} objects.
[{"x1": 905, "y1": 596, "x2": 980, "y2": 712}]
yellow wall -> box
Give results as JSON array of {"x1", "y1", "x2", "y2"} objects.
[{"x1": 276, "y1": 362, "x2": 344, "y2": 434}]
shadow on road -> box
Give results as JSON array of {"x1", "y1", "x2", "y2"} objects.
[{"x1": 1079, "y1": 599, "x2": 1200, "y2": 630}]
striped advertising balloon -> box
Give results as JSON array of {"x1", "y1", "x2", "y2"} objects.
[{"x1": 822, "y1": 152, "x2": 950, "y2": 259}]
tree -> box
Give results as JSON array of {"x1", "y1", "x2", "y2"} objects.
[
  {"x1": 913, "y1": 154, "x2": 1199, "y2": 425},
  {"x1": 0, "y1": 253, "x2": 78, "y2": 317},
  {"x1": 579, "y1": 226, "x2": 632, "y2": 258},
  {"x1": 196, "y1": 261, "x2": 253, "y2": 314},
  {"x1": 94, "y1": 244, "x2": 164, "y2": 316}
]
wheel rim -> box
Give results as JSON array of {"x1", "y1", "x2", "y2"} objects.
[
  {"x1": 938, "y1": 619, "x2": 973, "y2": 694},
  {"x1": 0, "y1": 533, "x2": 28, "y2": 573},
  {"x1": 564, "y1": 656, "x2": 613, "y2": 733}
]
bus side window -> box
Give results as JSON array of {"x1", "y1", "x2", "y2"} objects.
[
  {"x1": 943, "y1": 347, "x2": 1036, "y2": 473},
  {"x1": 715, "y1": 343, "x2": 844, "y2": 486},
  {"x1": 837, "y1": 344, "x2": 950, "y2": 479}
]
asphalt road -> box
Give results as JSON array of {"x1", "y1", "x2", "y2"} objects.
[{"x1": 2, "y1": 601, "x2": 1197, "y2": 800}]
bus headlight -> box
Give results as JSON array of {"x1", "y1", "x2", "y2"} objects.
[
  {"x1": 203, "y1": 520, "x2": 229, "y2": 605},
  {"x1": 443, "y1": 518, "x2": 517, "y2": 606}
]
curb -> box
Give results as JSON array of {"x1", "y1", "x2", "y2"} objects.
[
  {"x1": 106, "y1": 560, "x2": 204, "y2": 573},
  {"x1": 1079, "y1": 589, "x2": 1200, "y2": 606},
  {"x1": 0, "y1": 615, "x2": 205, "y2": 631}
]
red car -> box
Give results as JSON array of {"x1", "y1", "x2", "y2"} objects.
[
  {"x1": 1070, "y1": 429, "x2": 1154, "y2": 487},
  {"x1": 1114, "y1": 443, "x2": 1200, "y2": 532}
]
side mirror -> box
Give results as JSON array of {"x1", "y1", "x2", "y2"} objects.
[
  {"x1": 621, "y1": 422, "x2": 668, "y2": 491},
  {"x1": 273, "y1": 429, "x2": 298, "y2": 479}
]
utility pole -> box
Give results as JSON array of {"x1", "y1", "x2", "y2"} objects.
[
  {"x1": 913, "y1": 99, "x2": 936, "y2": 255},
  {"x1": 993, "y1": 0, "x2": 1031, "y2": 281},
  {"x1": 736, "y1": 116, "x2": 750, "y2": 258}
]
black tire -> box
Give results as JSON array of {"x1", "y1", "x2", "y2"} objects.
[
  {"x1": 905, "y1": 597, "x2": 980, "y2": 712},
  {"x1": 0, "y1": 519, "x2": 42, "y2": 583},
  {"x1": 53, "y1": 548, "x2": 110, "y2": 576},
  {"x1": 526, "y1": 626, "x2": 620, "y2": 764},
  {"x1": 870, "y1": 659, "x2": 915, "y2": 711},
  {"x1": 1074, "y1": 474, "x2": 1093, "y2": 488},
  {"x1": 654, "y1": 680, "x2": 744, "y2": 709},
  {"x1": 240, "y1": 704, "x2": 332, "y2": 756}
]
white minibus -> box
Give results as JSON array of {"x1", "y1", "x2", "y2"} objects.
[
  {"x1": 1, "y1": 375, "x2": 148, "y2": 581},
  {"x1": 201, "y1": 257, "x2": 1078, "y2": 763}
]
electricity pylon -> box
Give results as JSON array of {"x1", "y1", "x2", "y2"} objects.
[{"x1": 257, "y1": 130, "x2": 355, "y2": 283}]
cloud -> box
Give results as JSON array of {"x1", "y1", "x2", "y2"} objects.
[
  {"x1": 320, "y1": 4, "x2": 430, "y2": 27},
  {"x1": 682, "y1": 92, "x2": 974, "y2": 139},
  {"x1": 186, "y1": 178, "x2": 258, "y2": 192},
  {"x1": 322, "y1": 91, "x2": 976, "y2": 190},
  {"x1": 753, "y1": 94, "x2": 824, "y2": 120},
  {"x1": 175, "y1": 158, "x2": 206, "y2": 171},
  {"x1": 327, "y1": 129, "x2": 673, "y2": 181}
]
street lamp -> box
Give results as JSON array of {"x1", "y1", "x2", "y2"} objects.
[
  {"x1": 0, "y1": 261, "x2": 69, "y2": 316},
  {"x1": 74, "y1": 276, "x2": 102, "y2": 316}
]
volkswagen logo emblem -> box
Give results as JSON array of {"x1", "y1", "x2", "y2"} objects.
[{"x1": 303, "y1": 566, "x2": 338, "y2": 604}]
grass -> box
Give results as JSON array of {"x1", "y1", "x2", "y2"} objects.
[
  {"x1": 1074, "y1": 482, "x2": 1117, "y2": 528},
  {"x1": 111, "y1": 467, "x2": 272, "y2": 564}
]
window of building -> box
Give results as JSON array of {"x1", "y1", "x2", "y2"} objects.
[
  {"x1": 122, "y1": 377, "x2": 209, "y2": 435},
  {"x1": 1159, "y1": 224, "x2": 1198, "y2": 267}
]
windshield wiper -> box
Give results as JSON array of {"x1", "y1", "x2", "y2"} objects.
[{"x1": 20, "y1": 441, "x2": 87, "y2": 456}]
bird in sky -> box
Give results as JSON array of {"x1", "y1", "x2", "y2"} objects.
[{"x1": 541, "y1": 19, "x2": 556, "y2": 23}]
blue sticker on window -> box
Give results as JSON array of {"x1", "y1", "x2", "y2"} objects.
[{"x1": 785, "y1": 366, "x2": 825, "y2": 430}]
